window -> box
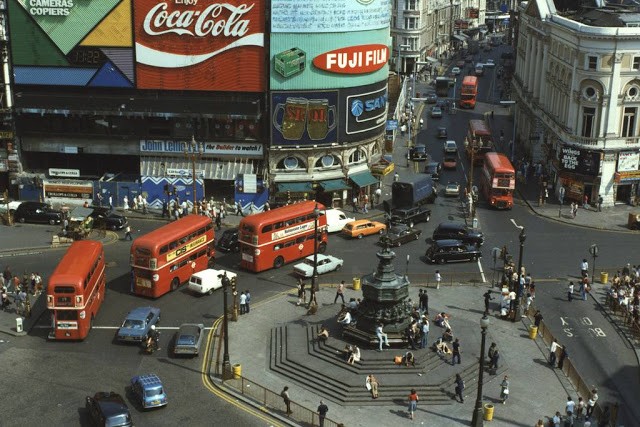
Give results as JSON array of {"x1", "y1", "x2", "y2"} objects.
[
  {"x1": 587, "y1": 56, "x2": 597, "y2": 70},
  {"x1": 402, "y1": 37, "x2": 418, "y2": 51},
  {"x1": 581, "y1": 107, "x2": 596, "y2": 138},
  {"x1": 405, "y1": 0, "x2": 417, "y2": 10},
  {"x1": 633, "y1": 57, "x2": 640, "y2": 71},
  {"x1": 622, "y1": 107, "x2": 637, "y2": 137},
  {"x1": 404, "y1": 17, "x2": 418, "y2": 29}
]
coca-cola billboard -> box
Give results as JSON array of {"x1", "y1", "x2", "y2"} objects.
[{"x1": 134, "y1": 0, "x2": 265, "y2": 91}]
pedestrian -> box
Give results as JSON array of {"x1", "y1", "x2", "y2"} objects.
[
  {"x1": 161, "y1": 199, "x2": 168, "y2": 218},
  {"x1": 586, "y1": 388, "x2": 598, "y2": 417},
  {"x1": 435, "y1": 270, "x2": 442, "y2": 289},
  {"x1": 567, "y1": 281, "x2": 574, "y2": 301},
  {"x1": 236, "y1": 201, "x2": 244, "y2": 217},
  {"x1": 407, "y1": 388, "x2": 419, "y2": 420},
  {"x1": 489, "y1": 348, "x2": 500, "y2": 375},
  {"x1": 245, "y1": 289, "x2": 251, "y2": 313},
  {"x1": 487, "y1": 342, "x2": 497, "y2": 362},
  {"x1": 483, "y1": 290, "x2": 494, "y2": 314},
  {"x1": 334, "y1": 280, "x2": 345, "y2": 304},
  {"x1": 375, "y1": 323, "x2": 390, "y2": 351},
  {"x1": 583, "y1": 194, "x2": 589, "y2": 209},
  {"x1": 535, "y1": 419, "x2": 545, "y2": 427},
  {"x1": 280, "y1": 386, "x2": 292, "y2": 415},
  {"x1": 352, "y1": 196, "x2": 358, "y2": 213},
  {"x1": 215, "y1": 213, "x2": 222, "y2": 230},
  {"x1": 549, "y1": 338, "x2": 562, "y2": 367},
  {"x1": 534, "y1": 310, "x2": 543, "y2": 327},
  {"x1": 566, "y1": 395, "x2": 576, "y2": 418},
  {"x1": 572, "y1": 202, "x2": 578, "y2": 218},
  {"x1": 394, "y1": 172, "x2": 399, "y2": 182},
  {"x1": 296, "y1": 279, "x2": 305, "y2": 306},
  {"x1": 581, "y1": 277, "x2": 589, "y2": 300},
  {"x1": 552, "y1": 411, "x2": 562, "y2": 427},
  {"x1": 419, "y1": 288, "x2": 429, "y2": 314},
  {"x1": 451, "y1": 338, "x2": 461, "y2": 365},
  {"x1": 363, "y1": 194, "x2": 369, "y2": 213},
  {"x1": 597, "y1": 194, "x2": 603, "y2": 211},
  {"x1": 96, "y1": 192, "x2": 103, "y2": 207},
  {"x1": 264, "y1": 201, "x2": 270, "y2": 211},
  {"x1": 454, "y1": 373, "x2": 465, "y2": 403},
  {"x1": 108, "y1": 194, "x2": 113, "y2": 209},
  {"x1": 239, "y1": 291, "x2": 247, "y2": 314},
  {"x1": 420, "y1": 318, "x2": 429, "y2": 349},
  {"x1": 317, "y1": 400, "x2": 329, "y2": 427},
  {"x1": 366, "y1": 374, "x2": 379, "y2": 399},
  {"x1": 499, "y1": 375, "x2": 509, "y2": 404},
  {"x1": 123, "y1": 195, "x2": 129, "y2": 210},
  {"x1": 375, "y1": 187, "x2": 382, "y2": 205},
  {"x1": 124, "y1": 225, "x2": 132, "y2": 241}
]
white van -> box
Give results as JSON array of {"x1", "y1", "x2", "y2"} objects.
[
  {"x1": 188, "y1": 269, "x2": 237, "y2": 295},
  {"x1": 322, "y1": 209, "x2": 355, "y2": 233},
  {"x1": 475, "y1": 63, "x2": 484, "y2": 76}
]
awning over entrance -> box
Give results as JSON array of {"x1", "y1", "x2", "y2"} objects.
[
  {"x1": 277, "y1": 182, "x2": 313, "y2": 193},
  {"x1": 319, "y1": 179, "x2": 350, "y2": 192},
  {"x1": 349, "y1": 171, "x2": 379, "y2": 188},
  {"x1": 452, "y1": 34, "x2": 467, "y2": 42}
]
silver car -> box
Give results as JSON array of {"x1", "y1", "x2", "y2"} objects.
[{"x1": 173, "y1": 323, "x2": 205, "y2": 356}]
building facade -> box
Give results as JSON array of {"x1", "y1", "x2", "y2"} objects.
[{"x1": 513, "y1": 0, "x2": 640, "y2": 207}]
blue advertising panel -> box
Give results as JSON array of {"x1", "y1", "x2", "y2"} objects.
[{"x1": 339, "y1": 81, "x2": 388, "y2": 142}]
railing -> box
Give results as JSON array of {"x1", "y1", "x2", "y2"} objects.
[
  {"x1": 224, "y1": 376, "x2": 342, "y2": 427},
  {"x1": 319, "y1": 271, "x2": 485, "y2": 288},
  {"x1": 605, "y1": 293, "x2": 640, "y2": 345}
]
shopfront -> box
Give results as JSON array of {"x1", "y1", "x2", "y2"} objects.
[{"x1": 614, "y1": 151, "x2": 640, "y2": 205}]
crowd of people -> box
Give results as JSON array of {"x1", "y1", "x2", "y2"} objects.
[
  {"x1": 606, "y1": 263, "x2": 640, "y2": 327},
  {"x1": 1, "y1": 266, "x2": 40, "y2": 316}
]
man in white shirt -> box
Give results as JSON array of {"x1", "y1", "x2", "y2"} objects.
[
  {"x1": 375, "y1": 323, "x2": 390, "y2": 351},
  {"x1": 566, "y1": 396, "x2": 576, "y2": 417},
  {"x1": 338, "y1": 311, "x2": 352, "y2": 326},
  {"x1": 239, "y1": 291, "x2": 247, "y2": 315},
  {"x1": 580, "y1": 259, "x2": 589, "y2": 277},
  {"x1": 568, "y1": 281, "x2": 574, "y2": 302},
  {"x1": 550, "y1": 339, "x2": 562, "y2": 367}
]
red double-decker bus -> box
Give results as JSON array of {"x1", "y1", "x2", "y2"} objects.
[
  {"x1": 239, "y1": 201, "x2": 328, "y2": 272},
  {"x1": 466, "y1": 119, "x2": 494, "y2": 165},
  {"x1": 130, "y1": 215, "x2": 215, "y2": 298},
  {"x1": 47, "y1": 241, "x2": 106, "y2": 340},
  {"x1": 459, "y1": 76, "x2": 478, "y2": 109},
  {"x1": 480, "y1": 152, "x2": 516, "y2": 209}
]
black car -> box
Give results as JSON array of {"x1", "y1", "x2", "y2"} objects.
[
  {"x1": 217, "y1": 228, "x2": 239, "y2": 252},
  {"x1": 85, "y1": 392, "x2": 133, "y2": 427},
  {"x1": 424, "y1": 162, "x2": 442, "y2": 181},
  {"x1": 13, "y1": 201, "x2": 63, "y2": 225},
  {"x1": 390, "y1": 205, "x2": 431, "y2": 228},
  {"x1": 432, "y1": 221, "x2": 484, "y2": 246},
  {"x1": 425, "y1": 92, "x2": 438, "y2": 104},
  {"x1": 437, "y1": 127, "x2": 448, "y2": 138},
  {"x1": 425, "y1": 239, "x2": 482, "y2": 264},
  {"x1": 90, "y1": 207, "x2": 128, "y2": 230},
  {"x1": 409, "y1": 144, "x2": 428, "y2": 161},
  {"x1": 380, "y1": 224, "x2": 422, "y2": 247}
]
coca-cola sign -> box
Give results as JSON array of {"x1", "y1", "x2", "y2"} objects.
[{"x1": 134, "y1": 0, "x2": 265, "y2": 91}]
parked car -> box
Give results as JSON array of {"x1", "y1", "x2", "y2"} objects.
[
  {"x1": 437, "y1": 127, "x2": 448, "y2": 138},
  {"x1": 432, "y1": 222, "x2": 484, "y2": 246},
  {"x1": 130, "y1": 374, "x2": 168, "y2": 409},
  {"x1": 443, "y1": 140, "x2": 457, "y2": 153},
  {"x1": 89, "y1": 207, "x2": 128, "y2": 230},
  {"x1": 0, "y1": 197, "x2": 23, "y2": 215},
  {"x1": 85, "y1": 392, "x2": 133, "y2": 427},
  {"x1": 293, "y1": 253, "x2": 344, "y2": 277},
  {"x1": 425, "y1": 92, "x2": 438, "y2": 104},
  {"x1": 217, "y1": 228, "x2": 239, "y2": 252},
  {"x1": 424, "y1": 162, "x2": 442, "y2": 181},
  {"x1": 116, "y1": 307, "x2": 161, "y2": 342},
  {"x1": 425, "y1": 239, "x2": 482, "y2": 264},
  {"x1": 485, "y1": 59, "x2": 495, "y2": 68},
  {"x1": 188, "y1": 269, "x2": 237, "y2": 295},
  {"x1": 431, "y1": 106, "x2": 443, "y2": 118},
  {"x1": 443, "y1": 156, "x2": 457, "y2": 170},
  {"x1": 380, "y1": 224, "x2": 422, "y2": 247},
  {"x1": 390, "y1": 205, "x2": 431, "y2": 228},
  {"x1": 451, "y1": 66, "x2": 461, "y2": 75},
  {"x1": 323, "y1": 209, "x2": 355, "y2": 233},
  {"x1": 173, "y1": 323, "x2": 204, "y2": 356},
  {"x1": 13, "y1": 201, "x2": 63, "y2": 225},
  {"x1": 342, "y1": 220, "x2": 386, "y2": 239},
  {"x1": 409, "y1": 144, "x2": 428, "y2": 161},
  {"x1": 444, "y1": 181, "x2": 461, "y2": 197}
]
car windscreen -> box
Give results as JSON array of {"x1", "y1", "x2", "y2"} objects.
[
  {"x1": 144, "y1": 387, "x2": 163, "y2": 398},
  {"x1": 106, "y1": 413, "x2": 132, "y2": 427},
  {"x1": 122, "y1": 319, "x2": 144, "y2": 329}
]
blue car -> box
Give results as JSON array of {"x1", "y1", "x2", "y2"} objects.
[
  {"x1": 130, "y1": 374, "x2": 168, "y2": 409},
  {"x1": 116, "y1": 306, "x2": 161, "y2": 342}
]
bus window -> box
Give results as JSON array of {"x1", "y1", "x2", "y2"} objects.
[
  {"x1": 262, "y1": 224, "x2": 272, "y2": 233},
  {"x1": 160, "y1": 245, "x2": 168, "y2": 254}
]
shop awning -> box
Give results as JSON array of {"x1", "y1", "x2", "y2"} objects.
[
  {"x1": 319, "y1": 179, "x2": 350, "y2": 192},
  {"x1": 349, "y1": 171, "x2": 379, "y2": 188},
  {"x1": 452, "y1": 34, "x2": 467, "y2": 42},
  {"x1": 277, "y1": 182, "x2": 313, "y2": 193}
]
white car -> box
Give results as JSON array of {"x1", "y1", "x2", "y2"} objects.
[
  {"x1": 188, "y1": 269, "x2": 237, "y2": 295},
  {"x1": 445, "y1": 182, "x2": 461, "y2": 197},
  {"x1": 451, "y1": 67, "x2": 461, "y2": 75},
  {"x1": 293, "y1": 254, "x2": 343, "y2": 277},
  {"x1": 443, "y1": 140, "x2": 457, "y2": 154},
  {"x1": 431, "y1": 106, "x2": 443, "y2": 118},
  {"x1": 0, "y1": 198, "x2": 23, "y2": 215},
  {"x1": 484, "y1": 59, "x2": 495, "y2": 68}
]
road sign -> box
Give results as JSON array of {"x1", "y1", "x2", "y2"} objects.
[{"x1": 386, "y1": 120, "x2": 398, "y2": 130}]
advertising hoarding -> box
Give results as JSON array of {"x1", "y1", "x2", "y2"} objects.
[
  {"x1": 139, "y1": 140, "x2": 263, "y2": 158},
  {"x1": 133, "y1": 0, "x2": 265, "y2": 91},
  {"x1": 339, "y1": 81, "x2": 387, "y2": 142},
  {"x1": 617, "y1": 151, "x2": 640, "y2": 172},
  {"x1": 270, "y1": 29, "x2": 391, "y2": 90},
  {"x1": 560, "y1": 147, "x2": 601, "y2": 176},
  {"x1": 8, "y1": 0, "x2": 135, "y2": 87}
]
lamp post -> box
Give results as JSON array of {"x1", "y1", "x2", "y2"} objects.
[
  {"x1": 510, "y1": 219, "x2": 526, "y2": 322},
  {"x1": 311, "y1": 203, "x2": 320, "y2": 292},
  {"x1": 499, "y1": 100, "x2": 517, "y2": 161},
  {"x1": 221, "y1": 272, "x2": 231, "y2": 379},
  {"x1": 471, "y1": 315, "x2": 490, "y2": 427},
  {"x1": 589, "y1": 244, "x2": 598, "y2": 285},
  {"x1": 183, "y1": 136, "x2": 203, "y2": 214}
]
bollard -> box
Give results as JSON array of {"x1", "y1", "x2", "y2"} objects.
[{"x1": 15, "y1": 317, "x2": 23, "y2": 333}]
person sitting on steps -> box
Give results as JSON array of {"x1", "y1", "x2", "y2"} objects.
[
  {"x1": 402, "y1": 351, "x2": 416, "y2": 367},
  {"x1": 317, "y1": 325, "x2": 329, "y2": 342}
]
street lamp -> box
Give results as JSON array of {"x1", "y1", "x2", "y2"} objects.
[
  {"x1": 471, "y1": 315, "x2": 490, "y2": 427},
  {"x1": 499, "y1": 100, "x2": 517, "y2": 161},
  {"x1": 184, "y1": 136, "x2": 204, "y2": 214},
  {"x1": 510, "y1": 219, "x2": 526, "y2": 322},
  {"x1": 589, "y1": 244, "x2": 598, "y2": 285},
  {"x1": 220, "y1": 272, "x2": 232, "y2": 379},
  {"x1": 311, "y1": 203, "x2": 320, "y2": 293}
]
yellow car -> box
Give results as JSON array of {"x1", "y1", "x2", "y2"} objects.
[{"x1": 342, "y1": 220, "x2": 387, "y2": 239}]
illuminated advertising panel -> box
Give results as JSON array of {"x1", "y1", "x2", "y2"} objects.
[
  {"x1": 133, "y1": 0, "x2": 265, "y2": 91},
  {"x1": 339, "y1": 81, "x2": 387, "y2": 142},
  {"x1": 270, "y1": 91, "x2": 338, "y2": 146},
  {"x1": 8, "y1": 0, "x2": 135, "y2": 87}
]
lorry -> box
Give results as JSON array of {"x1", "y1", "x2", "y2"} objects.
[
  {"x1": 435, "y1": 77, "x2": 450, "y2": 97},
  {"x1": 385, "y1": 176, "x2": 437, "y2": 212}
]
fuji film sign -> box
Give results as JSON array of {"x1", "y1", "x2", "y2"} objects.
[{"x1": 313, "y1": 44, "x2": 389, "y2": 75}]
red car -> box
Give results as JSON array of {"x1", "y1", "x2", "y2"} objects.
[{"x1": 443, "y1": 156, "x2": 457, "y2": 169}]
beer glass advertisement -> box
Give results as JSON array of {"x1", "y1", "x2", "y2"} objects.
[
  {"x1": 270, "y1": 91, "x2": 339, "y2": 146},
  {"x1": 7, "y1": 0, "x2": 135, "y2": 88},
  {"x1": 339, "y1": 81, "x2": 388, "y2": 142},
  {"x1": 270, "y1": 29, "x2": 390, "y2": 90},
  {"x1": 134, "y1": 0, "x2": 265, "y2": 91}
]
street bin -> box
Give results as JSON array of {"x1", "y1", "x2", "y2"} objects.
[
  {"x1": 600, "y1": 271, "x2": 609, "y2": 284},
  {"x1": 529, "y1": 325, "x2": 538, "y2": 340},
  {"x1": 353, "y1": 277, "x2": 361, "y2": 291},
  {"x1": 232, "y1": 364, "x2": 242, "y2": 379},
  {"x1": 484, "y1": 403, "x2": 494, "y2": 421},
  {"x1": 15, "y1": 317, "x2": 23, "y2": 333}
]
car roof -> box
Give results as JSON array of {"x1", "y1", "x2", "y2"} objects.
[
  {"x1": 93, "y1": 393, "x2": 129, "y2": 418},
  {"x1": 350, "y1": 219, "x2": 379, "y2": 225},
  {"x1": 437, "y1": 221, "x2": 466, "y2": 229},
  {"x1": 304, "y1": 253, "x2": 329, "y2": 261},
  {"x1": 127, "y1": 306, "x2": 158, "y2": 320},
  {"x1": 191, "y1": 269, "x2": 237, "y2": 280},
  {"x1": 389, "y1": 225, "x2": 409, "y2": 233},
  {"x1": 133, "y1": 374, "x2": 162, "y2": 388},
  {"x1": 431, "y1": 239, "x2": 466, "y2": 247},
  {"x1": 178, "y1": 323, "x2": 203, "y2": 336}
]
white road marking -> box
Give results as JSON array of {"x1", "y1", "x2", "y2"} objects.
[
  {"x1": 477, "y1": 258, "x2": 486, "y2": 283},
  {"x1": 33, "y1": 325, "x2": 213, "y2": 330}
]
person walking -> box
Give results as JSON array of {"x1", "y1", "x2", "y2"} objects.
[
  {"x1": 366, "y1": 374, "x2": 379, "y2": 399},
  {"x1": 376, "y1": 323, "x2": 390, "y2": 351},
  {"x1": 489, "y1": 348, "x2": 500, "y2": 375},
  {"x1": 215, "y1": 212, "x2": 222, "y2": 230},
  {"x1": 580, "y1": 259, "x2": 589, "y2": 278},
  {"x1": 567, "y1": 281, "x2": 574, "y2": 302},
  {"x1": 534, "y1": 310, "x2": 543, "y2": 327},
  {"x1": 435, "y1": 270, "x2": 442, "y2": 289},
  {"x1": 576, "y1": 397, "x2": 585, "y2": 419},
  {"x1": 566, "y1": 395, "x2": 576, "y2": 418},
  {"x1": 296, "y1": 279, "x2": 306, "y2": 306},
  {"x1": 597, "y1": 194, "x2": 603, "y2": 212},
  {"x1": 586, "y1": 388, "x2": 598, "y2": 417},
  {"x1": 239, "y1": 291, "x2": 247, "y2": 314},
  {"x1": 451, "y1": 338, "x2": 461, "y2": 365},
  {"x1": 420, "y1": 318, "x2": 429, "y2": 349},
  {"x1": 352, "y1": 196, "x2": 359, "y2": 213},
  {"x1": 317, "y1": 401, "x2": 329, "y2": 427},
  {"x1": 549, "y1": 339, "x2": 562, "y2": 367},
  {"x1": 419, "y1": 289, "x2": 429, "y2": 314},
  {"x1": 499, "y1": 375, "x2": 510, "y2": 404},
  {"x1": 483, "y1": 290, "x2": 494, "y2": 314},
  {"x1": 334, "y1": 280, "x2": 345, "y2": 304},
  {"x1": 280, "y1": 386, "x2": 292, "y2": 415},
  {"x1": 454, "y1": 373, "x2": 465, "y2": 403},
  {"x1": 407, "y1": 388, "x2": 419, "y2": 420},
  {"x1": 124, "y1": 225, "x2": 132, "y2": 241},
  {"x1": 558, "y1": 347, "x2": 568, "y2": 370},
  {"x1": 552, "y1": 411, "x2": 562, "y2": 427},
  {"x1": 245, "y1": 290, "x2": 251, "y2": 313}
]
